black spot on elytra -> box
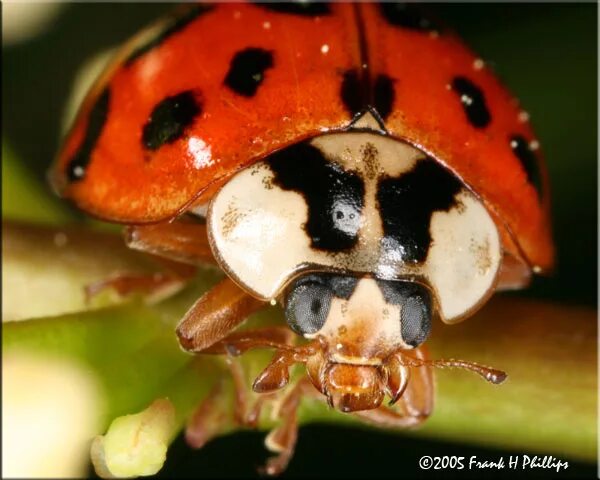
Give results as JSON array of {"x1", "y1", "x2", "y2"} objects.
[
  {"x1": 451, "y1": 76, "x2": 491, "y2": 129},
  {"x1": 373, "y1": 75, "x2": 395, "y2": 120},
  {"x1": 267, "y1": 142, "x2": 365, "y2": 251},
  {"x1": 510, "y1": 135, "x2": 543, "y2": 198},
  {"x1": 340, "y1": 69, "x2": 363, "y2": 117},
  {"x1": 255, "y1": 2, "x2": 330, "y2": 16},
  {"x1": 125, "y1": 5, "x2": 212, "y2": 66},
  {"x1": 224, "y1": 48, "x2": 274, "y2": 97},
  {"x1": 376, "y1": 280, "x2": 432, "y2": 347},
  {"x1": 379, "y1": 3, "x2": 440, "y2": 32},
  {"x1": 377, "y1": 158, "x2": 463, "y2": 263},
  {"x1": 142, "y1": 91, "x2": 200, "y2": 151},
  {"x1": 66, "y1": 88, "x2": 111, "y2": 182}
]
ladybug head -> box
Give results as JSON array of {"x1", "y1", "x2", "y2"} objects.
[
  {"x1": 251, "y1": 270, "x2": 505, "y2": 414},
  {"x1": 283, "y1": 272, "x2": 432, "y2": 411},
  {"x1": 284, "y1": 274, "x2": 432, "y2": 357}
]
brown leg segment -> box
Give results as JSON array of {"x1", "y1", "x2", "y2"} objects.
[
  {"x1": 185, "y1": 381, "x2": 231, "y2": 449},
  {"x1": 262, "y1": 388, "x2": 301, "y2": 475},
  {"x1": 202, "y1": 326, "x2": 298, "y2": 356},
  {"x1": 204, "y1": 327, "x2": 318, "y2": 396},
  {"x1": 84, "y1": 256, "x2": 197, "y2": 302},
  {"x1": 185, "y1": 366, "x2": 312, "y2": 477},
  {"x1": 176, "y1": 277, "x2": 267, "y2": 352},
  {"x1": 125, "y1": 220, "x2": 217, "y2": 266},
  {"x1": 185, "y1": 356, "x2": 273, "y2": 450},
  {"x1": 226, "y1": 355, "x2": 272, "y2": 428},
  {"x1": 185, "y1": 327, "x2": 313, "y2": 476},
  {"x1": 262, "y1": 377, "x2": 317, "y2": 476}
]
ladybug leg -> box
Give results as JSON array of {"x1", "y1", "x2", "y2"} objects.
[
  {"x1": 186, "y1": 325, "x2": 302, "y2": 423},
  {"x1": 261, "y1": 377, "x2": 317, "y2": 476},
  {"x1": 227, "y1": 355, "x2": 273, "y2": 427},
  {"x1": 205, "y1": 328, "x2": 319, "y2": 395},
  {"x1": 84, "y1": 256, "x2": 196, "y2": 302},
  {"x1": 197, "y1": 328, "x2": 321, "y2": 475},
  {"x1": 177, "y1": 277, "x2": 267, "y2": 352},
  {"x1": 185, "y1": 379, "x2": 230, "y2": 449},
  {"x1": 200, "y1": 325, "x2": 297, "y2": 355},
  {"x1": 124, "y1": 221, "x2": 217, "y2": 266},
  {"x1": 184, "y1": 356, "x2": 272, "y2": 450},
  {"x1": 185, "y1": 328, "x2": 307, "y2": 472},
  {"x1": 206, "y1": 328, "x2": 304, "y2": 428}
]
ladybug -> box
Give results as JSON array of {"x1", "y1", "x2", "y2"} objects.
[{"x1": 50, "y1": 2, "x2": 554, "y2": 475}]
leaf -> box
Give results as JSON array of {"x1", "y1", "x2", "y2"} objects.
[{"x1": 2, "y1": 141, "x2": 74, "y2": 224}]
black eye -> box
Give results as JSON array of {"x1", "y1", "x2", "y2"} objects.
[
  {"x1": 285, "y1": 279, "x2": 333, "y2": 335},
  {"x1": 376, "y1": 280, "x2": 432, "y2": 347}
]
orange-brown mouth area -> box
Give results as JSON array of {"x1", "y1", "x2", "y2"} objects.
[{"x1": 323, "y1": 363, "x2": 386, "y2": 412}]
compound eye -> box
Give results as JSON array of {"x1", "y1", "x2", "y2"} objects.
[
  {"x1": 400, "y1": 295, "x2": 431, "y2": 347},
  {"x1": 377, "y1": 280, "x2": 432, "y2": 347},
  {"x1": 285, "y1": 278, "x2": 334, "y2": 335}
]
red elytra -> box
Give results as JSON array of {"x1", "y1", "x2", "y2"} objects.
[{"x1": 51, "y1": 2, "x2": 554, "y2": 273}]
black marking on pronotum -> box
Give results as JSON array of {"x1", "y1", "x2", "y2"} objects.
[
  {"x1": 373, "y1": 74, "x2": 395, "y2": 120},
  {"x1": 377, "y1": 158, "x2": 463, "y2": 263},
  {"x1": 510, "y1": 135, "x2": 543, "y2": 198},
  {"x1": 125, "y1": 5, "x2": 212, "y2": 66},
  {"x1": 451, "y1": 76, "x2": 491, "y2": 128},
  {"x1": 376, "y1": 280, "x2": 432, "y2": 347},
  {"x1": 142, "y1": 90, "x2": 200, "y2": 151},
  {"x1": 66, "y1": 88, "x2": 111, "y2": 182},
  {"x1": 254, "y1": 2, "x2": 331, "y2": 16},
  {"x1": 224, "y1": 48, "x2": 274, "y2": 97},
  {"x1": 340, "y1": 69, "x2": 363, "y2": 116},
  {"x1": 268, "y1": 142, "x2": 365, "y2": 251},
  {"x1": 379, "y1": 3, "x2": 440, "y2": 32}
]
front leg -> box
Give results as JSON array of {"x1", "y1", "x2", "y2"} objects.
[{"x1": 176, "y1": 277, "x2": 267, "y2": 352}]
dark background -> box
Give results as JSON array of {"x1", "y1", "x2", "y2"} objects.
[{"x1": 3, "y1": 3, "x2": 597, "y2": 478}]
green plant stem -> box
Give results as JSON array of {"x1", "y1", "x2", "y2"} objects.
[{"x1": 3, "y1": 222, "x2": 596, "y2": 464}]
